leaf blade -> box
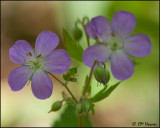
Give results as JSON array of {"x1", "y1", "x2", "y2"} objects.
[
  {"x1": 52, "y1": 104, "x2": 92, "y2": 127},
  {"x1": 63, "y1": 28, "x2": 83, "y2": 62},
  {"x1": 90, "y1": 82, "x2": 121, "y2": 102}
]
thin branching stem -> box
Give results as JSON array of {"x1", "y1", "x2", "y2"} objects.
[
  {"x1": 83, "y1": 60, "x2": 98, "y2": 96},
  {"x1": 75, "y1": 17, "x2": 90, "y2": 47},
  {"x1": 49, "y1": 73, "x2": 78, "y2": 103}
]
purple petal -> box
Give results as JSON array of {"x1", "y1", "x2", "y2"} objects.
[
  {"x1": 31, "y1": 70, "x2": 53, "y2": 99},
  {"x1": 83, "y1": 44, "x2": 111, "y2": 68},
  {"x1": 86, "y1": 16, "x2": 112, "y2": 42},
  {"x1": 9, "y1": 40, "x2": 34, "y2": 64},
  {"x1": 8, "y1": 66, "x2": 32, "y2": 91},
  {"x1": 124, "y1": 34, "x2": 151, "y2": 57},
  {"x1": 44, "y1": 49, "x2": 71, "y2": 74},
  {"x1": 35, "y1": 31, "x2": 59, "y2": 57},
  {"x1": 110, "y1": 50, "x2": 134, "y2": 80},
  {"x1": 112, "y1": 11, "x2": 136, "y2": 39}
]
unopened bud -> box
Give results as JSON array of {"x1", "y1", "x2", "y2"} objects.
[
  {"x1": 48, "y1": 101, "x2": 62, "y2": 113},
  {"x1": 73, "y1": 27, "x2": 82, "y2": 41},
  {"x1": 94, "y1": 66, "x2": 110, "y2": 85}
]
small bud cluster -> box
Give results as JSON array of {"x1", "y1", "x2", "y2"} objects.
[
  {"x1": 93, "y1": 62, "x2": 110, "y2": 86},
  {"x1": 76, "y1": 96, "x2": 95, "y2": 116},
  {"x1": 63, "y1": 68, "x2": 77, "y2": 82}
]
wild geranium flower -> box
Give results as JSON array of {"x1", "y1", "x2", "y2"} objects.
[
  {"x1": 8, "y1": 31, "x2": 71, "y2": 99},
  {"x1": 83, "y1": 11, "x2": 151, "y2": 80}
]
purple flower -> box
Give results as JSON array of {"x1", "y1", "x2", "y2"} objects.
[
  {"x1": 8, "y1": 31, "x2": 71, "y2": 99},
  {"x1": 83, "y1": 11, "x2": 151, "y2": 80}
]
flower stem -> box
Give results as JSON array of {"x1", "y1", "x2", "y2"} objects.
[
  {"x1": 83, "y1": 60, "x2": 98, "y2": 96},
  {"x1": 49, "y1": 73, "x2": 78, "y2": 103},
  {"x1": 81, "y1": 23, "x2": 90, "y2": 47},
  {"x1": 78, "y1": 115, "x2": 82, "y2": 127},
  {"x1": 75, "y1": 17, "x2": 90, "y2": 47}
]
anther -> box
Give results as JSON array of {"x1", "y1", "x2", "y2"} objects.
[
  {"x1": 37, "y1": 54, "x2": 42, "y2": 58},
  {"x1": 111, "y1": 33, "x2": 115, "y2": 37},
  {"x1": 29, "y1": 52, "x2": 32, "y2": 56}
]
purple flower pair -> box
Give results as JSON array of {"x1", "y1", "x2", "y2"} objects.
[
  {"x1": 83, "y1": 11, "x2": 151, "y2": 80},
  {"x1": 8, "y1": 31, "x2": 71, "y2": 99},
  {"x1": 8, "y1": 10, "x2": 151, "y2": 100}
]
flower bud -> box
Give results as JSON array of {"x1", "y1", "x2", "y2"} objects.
[
  {"x1": 73, "y1": 27, "x2": 82, "y2": 41},
  {"x1": 94, "y1": 66, "x2": 110, "y2": 85},
  {"x1": 48, "y1": 101, "x2": 62, "y2": 113}
]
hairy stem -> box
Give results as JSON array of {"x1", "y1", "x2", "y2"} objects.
[
  {"x1": 83, "y1": 60, "x2": 97, "y2": 96},
  {"x1": 49, "y1": 73, "x2": 78, "y2": 103}
]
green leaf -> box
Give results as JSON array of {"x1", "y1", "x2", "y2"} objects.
[
  {"x1": 79, "y1": 115, "x2": 92, "y2": 127},
  {"x1": 63, "y1": 68, "x2": 77, "y2": 82},
  {"x1": 63, "y1": 74, "x2": 70, "y2": 81},
  {"x1": 90, "y1": 82, "x2": 121, "y2": 102},
  {"x1": 67, "y1": 68, "x2": 77, "y2": 75},
  {"x1": 63, "y1": 74, "x2": 77, "y2": 82},
  {"x1": 52, "y1": 105, "x2": 92, "y2": 127},
  {"x1": 65, "y1": 98, "x2": 75, "y2": 105},
  {"x1": 63, "y1": 28, "x2": 83, "y2": 62},
  {"x1": 91, "y1": 107, "x2": 95, "y2": 115},
  {"x1": 70, "y1": 78, "x2": 77, "y2": 82}
]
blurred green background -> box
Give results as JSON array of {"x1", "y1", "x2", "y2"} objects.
[{"x1": 1, "y1": 1, "x2": 159, "y2": 127}]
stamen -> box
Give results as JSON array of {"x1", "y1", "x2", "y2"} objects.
[
  {"x1": 111, "y1": 33, "x2": 115, "y2": 37},
  {"x1": 26, "y1": 53, "x2": 29, "y2": 56},
  {"x1": 29, "y1": 52, "x2": 32, "y2": 56},
  {"x1": 37, "y1": 54, "x2": 42, "y2": 58},
  {"x1": 94, "y1": 34, "x2": 100, "y2": 41}
]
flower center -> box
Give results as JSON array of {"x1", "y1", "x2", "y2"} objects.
[
  {"x1": 29, "y1": 59, "x2": 43, "y2": 70},
  {"x1": 106, "y1": 36, "x2": 124, "y2": 51},
  {"x1": 25, "y1": 52, "x2": 44, "y2": 71}
]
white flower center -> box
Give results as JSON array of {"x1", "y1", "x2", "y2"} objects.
[
  {"x1": 106, "y1": 36, "x2": 124, "y2": 51},
  {"x1": 24, "y1": 52, "x2": 44, "y2": 71}
]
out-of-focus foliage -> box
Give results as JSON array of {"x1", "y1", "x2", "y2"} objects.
[{"x1": 52, "y1": 105, "x2": 92, "y2": 127}]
